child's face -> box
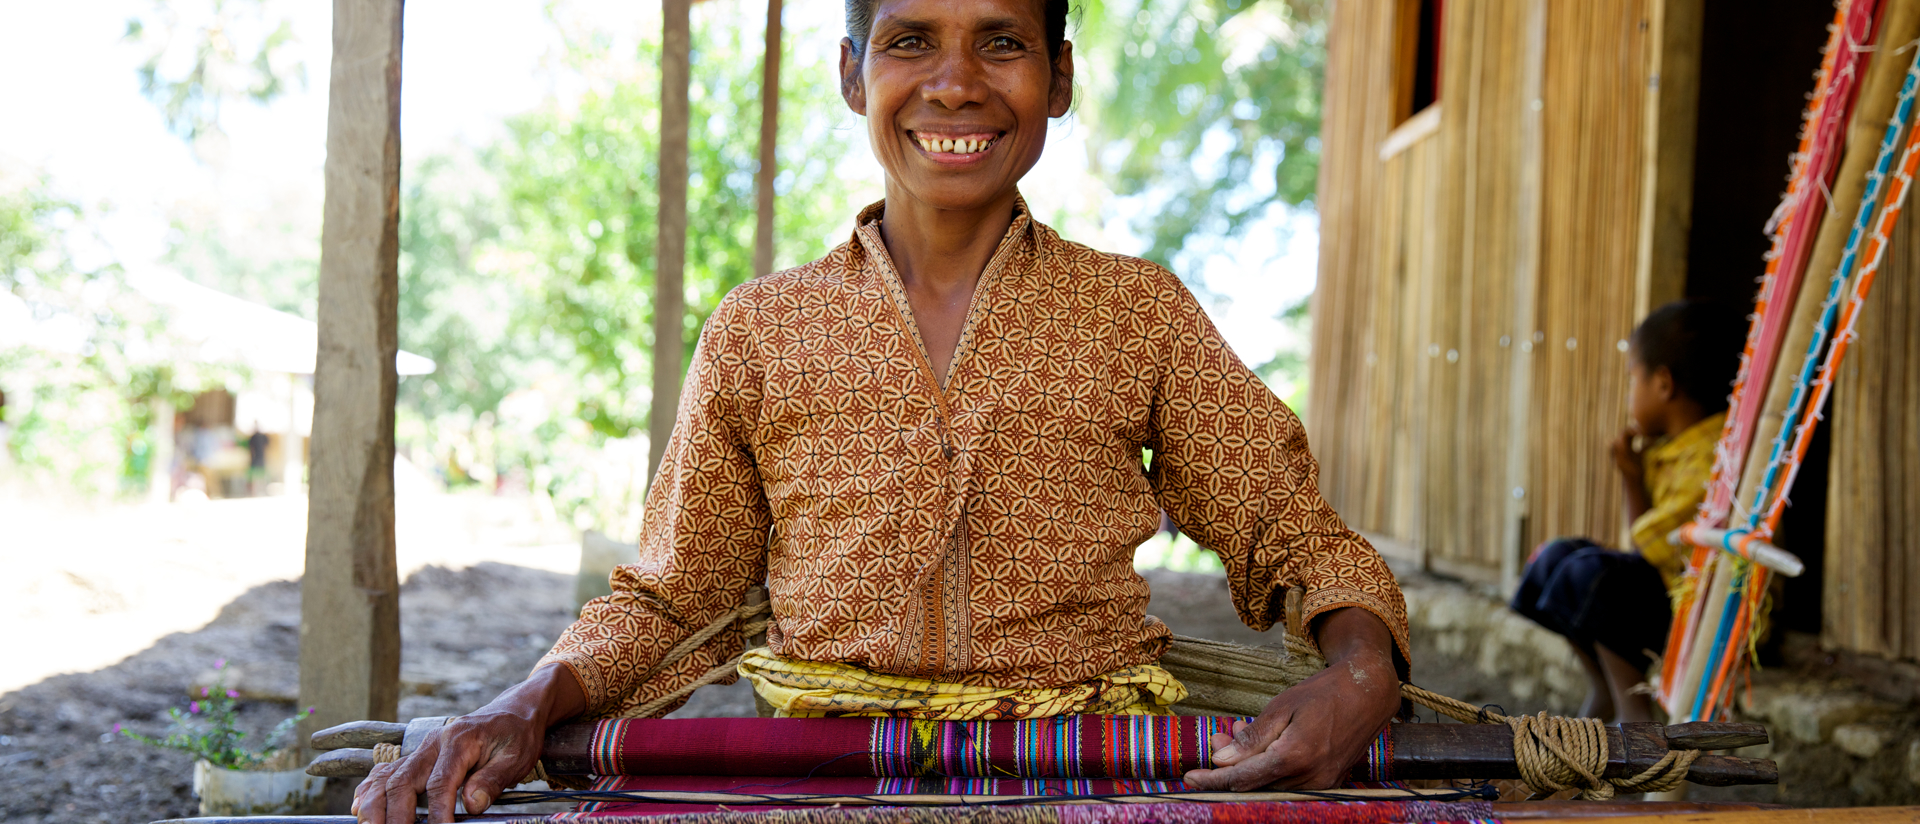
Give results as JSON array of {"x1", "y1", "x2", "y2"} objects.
[{"x1": 1625, "y1": 350, "x2": 1667, "y2": 438}]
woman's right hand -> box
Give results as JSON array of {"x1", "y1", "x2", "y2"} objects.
[{"x1": 353, "y1": 663, "x2": 587, "y2": 824}]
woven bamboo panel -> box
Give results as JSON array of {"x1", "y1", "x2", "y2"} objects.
[
  {"x1": 1310, "y1": 0, "x2": 1649, "y2": 579},
  {"x1": 1826, "y1": 190, "x2": 1920, "y2": 660},
  {"x1": 1523, "y1": 0, "x2": 1650, "y2": 552},
  {"x1": 1308, "y1": 0, "x2": 1399, "y2": 524}
]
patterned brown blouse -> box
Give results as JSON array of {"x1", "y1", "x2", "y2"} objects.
[{"x1": 540, "y1": 199, "x2": 1410, "y2": 718}]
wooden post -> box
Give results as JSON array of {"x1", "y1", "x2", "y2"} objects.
[
  {"x1": 299, "y1": 0, "x2": 404, "y2": 773},
  {"x1": 753, "y1": 0, "x2": 783, "y2": 278},
  {"x1": 650, "y1": 0, "x2": 692, "y2": 480},
  {"x1": 1499, "y1": 0, "x2": 1548, "y2": 597},
  {"x1": 1633, "y1": 0, "x2": 1704, "y2": 319}
]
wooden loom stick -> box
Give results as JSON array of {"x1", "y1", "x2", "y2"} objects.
[
  {"x1": 1766, "y1": 56, "x2": 1920, "y2": 533},
  {"x1": 1742, "y1": 37, "x2": 1920, "y2": 541},
  {"x1": 1688, "y1": 39, "x2": 1920, "y2": 720},
  {"x1": 494, "y1": 788, "x2": 1479, "y2": 807},
  {"x1": 1699, "y1": 38, "x2": 1920, "y2": 707},
  {"x1": 1698, "y1": 567, "x2": 1767, "y2": 720},
  {"x1": 1694, "y1": 2, "x2": 1859, "y2": 529},
  {"x1": 1695, "y1": 2, "x2": 1920, "y2": 721},
  {"x1": 306, "y1": 718, "x2": 1780, "y2": 787},
  {"x1": 1669, "y1": 0, "x2": 1893, "y2": 721},
  {"x1": 1659, "y1": 3, "x2": 1857, "y2": 709}
]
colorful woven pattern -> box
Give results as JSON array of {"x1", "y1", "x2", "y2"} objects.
[
  {"x1": 536, "y1": 791, "x2": 1494, "y2": 824},
  {"x1": 1355, "y1": 728, "x2": 1390, "y2": 783},
  {"x1": 582, "y1": 716, "x2": 1242, "y2": 780}
]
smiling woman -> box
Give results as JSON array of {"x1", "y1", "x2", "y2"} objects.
[{"x1": 347, "y1": 1, "x2": 1410, "y2": 822}]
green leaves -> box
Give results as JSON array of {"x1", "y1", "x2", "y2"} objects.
[
  {"x1": 390, "y1": 4, "x2": 862, "y2": 530},
  {"x1": 480, "y1": 7, "x2": 858, "y2": 439},
  {"x1": 123, "y1": 0, "x2": 308, "y2": 145},
  {"x1": 1077, "y1": 0, "x2": 1324, "y2": 274},
  {"x1": 121, "y1": 664, "x2": 311, "y2": 771}
]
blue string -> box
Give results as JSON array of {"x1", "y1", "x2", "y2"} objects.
[{"x1": 1688, "y1": 45, "x2": 1920, "y2": 724}]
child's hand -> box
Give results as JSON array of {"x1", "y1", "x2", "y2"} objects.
[{"x1": 1610, "y1": 427, "x2": 1645, "y2": 486}]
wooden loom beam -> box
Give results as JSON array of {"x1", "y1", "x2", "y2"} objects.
[{"x1": 306, "y1": 718, "x2": 1777, "y2": 787}]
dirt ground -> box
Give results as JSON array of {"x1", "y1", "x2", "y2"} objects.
[{"x1": 1, "y1": 561, "x2": 1536, "y2": 824}]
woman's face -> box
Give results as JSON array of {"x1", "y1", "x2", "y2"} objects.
[{"x1": 841, "y1": 0, "x2": 1072, "y2": 212}]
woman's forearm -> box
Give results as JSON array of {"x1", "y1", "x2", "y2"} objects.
[
  {"x1": 1312, "y1": 606, "x2": 1398, "y2": 673},
  {"x1": 516, "y1": 662, "x2": 590, "y2": 728}
]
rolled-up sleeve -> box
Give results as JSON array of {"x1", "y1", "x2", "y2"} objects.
[
  {"x1": 537, "y1": 295, "x2": 772, "y2": 718},
  {"x1": 1143, "y1": 276, "x2": 1411, "y2": 675}
]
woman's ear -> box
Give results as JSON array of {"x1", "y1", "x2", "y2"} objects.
[
  {"x1": 839, "y1": 37, "x2": 867, "y2": 115},
  {"x1": 1048, "y1": 41, "x2": 1075, "y2": 118}
]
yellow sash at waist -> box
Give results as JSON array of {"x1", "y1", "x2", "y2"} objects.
[{"x1": 737, "y1": 648, "x2": 1188, "y2": 720}]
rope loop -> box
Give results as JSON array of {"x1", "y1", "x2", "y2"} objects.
[
  {"x1": 371, "y1": 742, "x2": 402, "y2": 764},
  {"x1": 628, "y1": 600, "x2": 775, "y2": 719},
  {"x1": 1399, "y1": 684, "x2": 1698, "y2": 799}
]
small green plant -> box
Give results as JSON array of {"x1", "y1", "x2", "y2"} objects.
[{"x1": 121, "y1": 660, "x2": 313, "y2": 771}]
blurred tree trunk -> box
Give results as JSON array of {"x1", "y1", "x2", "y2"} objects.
[
  {"x1": 754, "y1": 0, "x2": 783, "y2": 278},
  {"x1": 650, "y1": 0, "x2": 692, "y2": 481}
]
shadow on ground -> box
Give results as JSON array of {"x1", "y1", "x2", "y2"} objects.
[
  {"x1": 0, "y1": 563, "x2": 579, "y2": 824},
  {"x1": 0, "y1": 564, "x2": 1595, "y2": 824}
]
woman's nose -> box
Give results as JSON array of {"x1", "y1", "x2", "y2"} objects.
[{"x1": 921, "y1": 49, "x2": 989, "y2": 110}]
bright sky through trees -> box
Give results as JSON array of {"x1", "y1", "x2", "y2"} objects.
[{"x1": 0, "y1": 0, "x2": 1315, "y2": 393}]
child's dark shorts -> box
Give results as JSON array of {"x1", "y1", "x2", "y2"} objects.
[{"x1": 1510, "y1": 537, "x2": 1673, "y2": 672}]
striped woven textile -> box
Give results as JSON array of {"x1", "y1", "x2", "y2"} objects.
[
  {"x1": 580, "y1": 716, "x2": 1243, "y2": 780},
  {"x1": 534, "y1": 793, "x2": 1495, "y2": 823}
]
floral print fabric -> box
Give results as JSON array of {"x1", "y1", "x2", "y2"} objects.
[{"x1": 540, "y1": 198, "x2": 1410, "y2": 718}]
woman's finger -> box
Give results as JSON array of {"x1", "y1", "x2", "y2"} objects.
[
  {"x1": 461, "y1": 743, "x2": 534, "y2": 815},
  {"x1": 380, "y1": 751, "x2": 429, "y2": 824},
  {"x1": 1212, "y1": 698, "x2": 1296, "y2": 766},
  {"x1": 1185, "y1": 739, "x2": 1312, "y2": 791},
  {"x1": 351, "y1": 762, "x2": 387, "y2": 820},
  {"x1": 425, "y1": 728, "x2": 486, "y2": 824}
]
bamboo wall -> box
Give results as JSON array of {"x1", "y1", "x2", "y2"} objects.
[
  {"x1": 1826, "y1": 199, "x2": 1920, "y2": 660},
  {"x1": 1527, "y1": 0, "x2": 1651, "y2": 555},
  {"x1": 1310, "y1": 0, "x2": 1655, "y2": 584}
]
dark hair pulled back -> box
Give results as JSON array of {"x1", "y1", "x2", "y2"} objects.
[{"x1": 844, "y1": 0, "x2": 1071, "y2": 62}]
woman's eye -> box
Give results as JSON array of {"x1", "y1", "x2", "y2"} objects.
[
  {"x1": 889, "y1": 35, "x2": 929, "y2": 51},
  {"x1": 985, "y1": 36, "x2": 1023, "y2": 52}
]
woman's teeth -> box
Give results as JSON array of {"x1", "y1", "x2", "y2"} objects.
[{"x1": 916, "y1": 136, "x2": 995, "y2": 154}]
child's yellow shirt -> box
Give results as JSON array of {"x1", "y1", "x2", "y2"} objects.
[{"x1": 1631, "y1": 411, "x2": 1726, "y2": 588}]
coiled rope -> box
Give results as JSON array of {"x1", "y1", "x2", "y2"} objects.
[{"x1": 1399, "y1": 684, "x2": 1698, "y2": 799}]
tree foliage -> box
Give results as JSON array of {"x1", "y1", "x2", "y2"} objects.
[
  {"x1": 478, "y1": 8, "x2": 859, "y2": 438},
  {"x1": 1077, "y1": 0, "x2": 1325, "y2": 273},
  {"x1": 0, "y1": 178, "x2": 225, "y2": 495},
  {"x1": 124, "y1": 0, "x2": 306, "y2": 143}
]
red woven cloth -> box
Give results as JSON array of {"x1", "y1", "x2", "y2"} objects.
[
  {"x1": 571, "y1": 716, "x2": 1240, "y2": 780},
  {"x1": 555, "y1": 775, "x2": 1186, "y2": 817},
  {"x1": 533, "y1": 791, "x2": 1495, "y2": 823}
]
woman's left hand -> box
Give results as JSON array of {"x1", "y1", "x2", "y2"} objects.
[{"x1": 1181, "y1": 607, "x2": 1401, "y2": 792}]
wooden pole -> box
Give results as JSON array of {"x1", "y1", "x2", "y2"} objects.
[
  {"x1": 1499, "y1": 0, "x2": 1548, "y2": 596},
  {"x1": 753, "y1": 0, "x2": 783, "y2": 278},
  {"x1": 298, "y1": 0, "x2": 403, "y2": 791},
  {"x1": 650, "y1": 0, "x2": 691, "y2": 480},
  {"x1": 1632, "y1": 0, "x2": 1703, "y2": 321}
]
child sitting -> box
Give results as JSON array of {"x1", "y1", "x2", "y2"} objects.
[{"x1": 1511, "y1": 300, "x2": 1746, "y2": 722}]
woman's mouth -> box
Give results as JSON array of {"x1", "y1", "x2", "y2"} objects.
[{"x1": 910, "y1": 131, "x2": 1002, "y2": 158}]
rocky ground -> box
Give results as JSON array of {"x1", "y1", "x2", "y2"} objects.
[
  {"x1": 0, "y1": 564, "x2": 1522, "y2": 823},
  {"x1": 3, "y1": 557, "x2": 1905, "y2": 822}
]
